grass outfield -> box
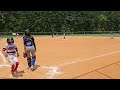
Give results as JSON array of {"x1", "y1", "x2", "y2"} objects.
[
  {"x1": 1, "y1": 33, "x2": 120, "y2": 38},
  {"x1": 70, "y1": 34, "x2": 120, "y2": 37}
]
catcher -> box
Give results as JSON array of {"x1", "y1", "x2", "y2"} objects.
[
  {"x1": 23, "y1": 29, "x2": 36, "y2": 71},
  {"x1": 2, "y1": 37, "x2": 20, "y2": 77}
]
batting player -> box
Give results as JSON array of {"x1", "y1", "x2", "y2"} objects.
[
  {"x1": 23, "y1": 29, "x2": 36, "y2": 71},
  {"x1": 2, "y1": 37, "x2": 20, "y2": 77}
]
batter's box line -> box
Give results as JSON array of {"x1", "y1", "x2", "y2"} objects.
[
  {"x1": 0, "y1": 64, "x2": 11, "y2": 67},
  {"x1": 0, "y1": 64, "x2": 21, "y2": 67}
]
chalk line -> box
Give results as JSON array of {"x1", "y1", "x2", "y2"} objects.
[
  {"x1": 0, "y1": 64, "x2": 21, "y2": 67},
  {"x1": 0, "y1": 64, "x2": 10, "y2": 67},
  {"x1": 58, "y1": 50, "x2": 120, "y2": 67}
]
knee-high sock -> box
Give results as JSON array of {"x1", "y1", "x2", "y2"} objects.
[
  {"x1": 11, "y1": 64, "x2": 15, "y2": 72},
  {"x1": 14, "y1": 62, "x2": 19, "y2": 71},
  {"x1": 27, "y1": 58, "x2": 31, "y2": 67},
  {"x1": 31, "y1": 56, "x2": 36, "y2": 66}
]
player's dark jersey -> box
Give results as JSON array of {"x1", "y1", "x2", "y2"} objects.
[{"x1": 23, "y1": 35, "x2": 36, "y2": 50}]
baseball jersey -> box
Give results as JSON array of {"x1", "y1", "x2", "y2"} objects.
[
  {"x1": 23, "y1": 35, "x2": 36, "y2": 50},
  {"x1": 3, "y1": 44, "x2": 18, "y2": 54}
]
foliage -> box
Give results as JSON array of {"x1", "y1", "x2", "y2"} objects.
[{"x1": 0, "y1": 11, "x2": 120, "y2": 32}]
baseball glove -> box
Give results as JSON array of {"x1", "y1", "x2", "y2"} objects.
[{"x1": 23, "y1": 52, "x2": 27, "y2": 58}]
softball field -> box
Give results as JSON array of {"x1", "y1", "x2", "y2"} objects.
[{"x1": 0, "y1": 36, "x2": 120, "y2": 79}]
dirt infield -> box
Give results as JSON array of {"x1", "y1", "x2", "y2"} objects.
[{"x1": 0, "y1": 36, "x2": 120, "y2": 79}]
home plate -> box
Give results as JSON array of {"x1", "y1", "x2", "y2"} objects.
[{"x1": 41, "y1": 66, "x2": 63, "y2": 79}]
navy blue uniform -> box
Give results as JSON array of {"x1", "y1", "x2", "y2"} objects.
[
  {"x1": 23, "y1": 35, "x2": 36, "y2": 69},
  {"x1": 23, "y1": 35, "x2": 36, "y2": 50}
]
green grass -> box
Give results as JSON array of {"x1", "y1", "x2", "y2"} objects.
[
  {"x1": 63, "y1": 34, "x2": 120, "y2": 37},
  {"x1": 1, "y1": 35, "x2": 52, "y2": 38},
  {"x1": 1, "y1": 35, "x2": 18, "y2": 38},
  {"x1": 1, "y1": 33, "x2": 120, "y2": 38}
]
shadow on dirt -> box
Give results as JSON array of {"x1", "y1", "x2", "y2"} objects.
[
  {"x1": 16, "y1": 70, "x2": 25, "y2": 77},
  {"x1": 31, "y1": 64, "x2": 40, "y2": 72}
]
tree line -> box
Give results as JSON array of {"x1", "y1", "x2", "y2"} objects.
[{"x1": 0, "y1": 11, "x2": 120, "y2": 33}]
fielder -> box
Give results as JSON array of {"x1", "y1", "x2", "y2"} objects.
[
  {"x1": 52, "y1": 33, "x2": 54, "y2": 38},
  {"x1": 16, "y1": 32, "x2": 19, "y2": 39},
  {"x1": 23, "y1": 29, "x2": 36, "y2": 71},
  {"x1": 2, "y1": 37, "x2": 20, "y2": 77},
  {"x1": 63, "y1": 32, "x2": 66, "y2": 39},
  {"x1": 56, "y1": 32, "x2": 58, "y2": 37},
  {"x1": 110, "y1": 31, "x2": 114, "y2": 39}
]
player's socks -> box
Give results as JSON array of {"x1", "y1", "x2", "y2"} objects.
[
  {"x1": 14, "y1": 62, "x2": 19, "y2": 71},
  {"x1": 11, "y1": 64, "x2": 15, "y2": 72},
  {"x1": 27, "y1": 58, "x2": 31, "y2": 67},
  {"x1": 31, "y1": 56, "x2": 36, "y2": 66}
]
